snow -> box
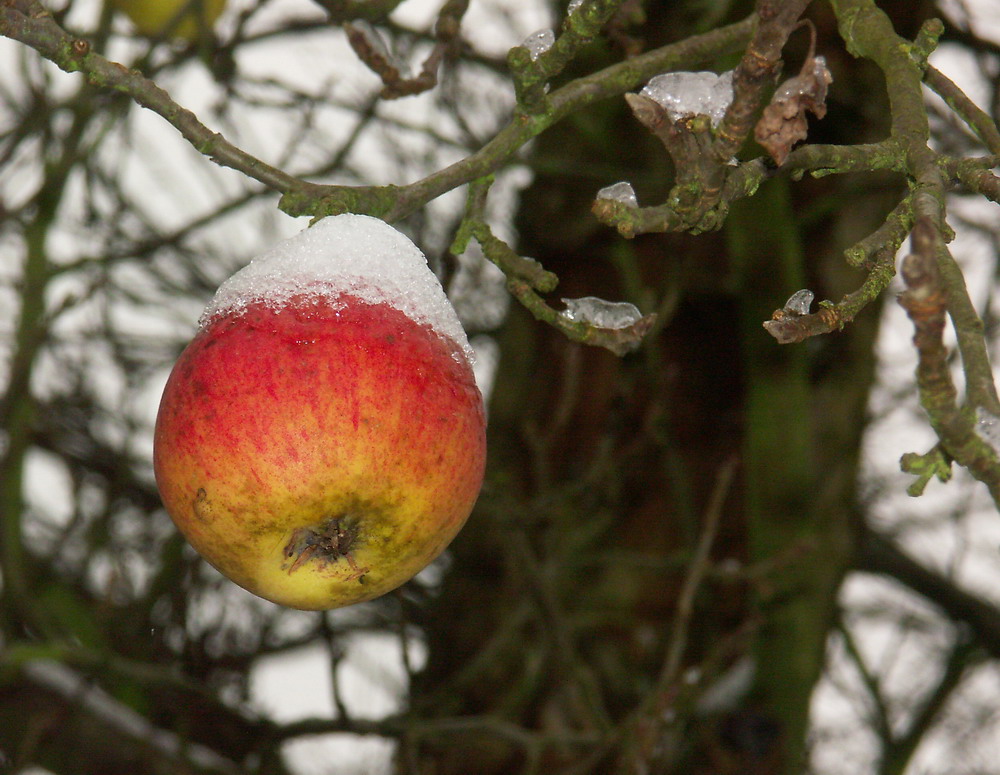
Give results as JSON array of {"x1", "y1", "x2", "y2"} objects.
[
  {"x1": 560, "y1": 296, "x2": 642, "y2": 329},
  {"x1": 522, "y1": 29, "x2": 554, "y2": 61},
  {"x1": 783, "y1": 289, "x2": 814, "y2": 316},
  {"x1": 596, "y1": 181, "x2": 638, "y2": 207},
  {"x1": 201, "y1": 214, "x2": 475, "y2": 365},
  {"x1": 640, "y1": 70, "x2": 735, "y2": 126}
]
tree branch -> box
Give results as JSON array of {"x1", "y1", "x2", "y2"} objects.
[
  {"x1": 0, "y1": 0, "x2": 310, "y2": 198},
  {"x1": 897, "y1": 218, "x2": 1000, "y2": 504},
  {"x1": 2, "y1": 659, "x2": 247, "y2": 775},
  {"x1": 858, "y1": 526, "x2": 1000, "y2": 659},
  {"x1": 280, "y1": 14, "x2": 758, "y2": 220}
]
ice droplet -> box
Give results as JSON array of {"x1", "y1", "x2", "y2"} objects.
[
  {"x1": 774, "y1": 56, "x2": 831, "y2": 102},
  {"x1": 560, "y1": 297, "x2": 643, "y2": 329},
  {"x1": 975, "y1": 407, "x2": 1000, "y2": 453},
  {"x1": 201, "y1": 214, "x2": 475, "y2": 366},
  {"x1": 783, "y1": 289, "x2": 814, "y2": 316},
  {"x1": 640, "y1": 70, "x2": 735, "y2": 126},
  {"x1": 596, "y1": 181, "x2": 638, "y2": 207},
  {"x1": 522, "y1": 29, "x2": 555, "y2": 61}
]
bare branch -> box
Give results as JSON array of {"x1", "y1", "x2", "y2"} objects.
[{"x1": 0, "y1": 1, "x2": 309, "y2": 198}]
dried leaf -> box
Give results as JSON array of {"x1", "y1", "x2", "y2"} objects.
[{"x1": 754, "y1": 55, "x2": 832, "y2": 165}]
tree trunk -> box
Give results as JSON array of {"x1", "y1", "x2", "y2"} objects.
[{"x1": 410, "y1": 3, "x2": 930, "y2": 773}]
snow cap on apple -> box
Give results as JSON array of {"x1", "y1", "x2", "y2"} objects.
[
  {"x1": 201, "y1": 214, "x2": 476, "y2": 365},
  {"x1": 154, "y1": 214, "x2": 486, "y2": 610}
]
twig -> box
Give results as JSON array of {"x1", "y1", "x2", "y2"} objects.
[
  {"x1": 272, "y1": 710, "x2": 600, "y2": 745},
  {"x1": 595, "y1": 0, "x2": 815, "y2": 236},
  {"x1": 924, "y1": 64, "x2": 1000, "y2": 154},
  {"x1": 618, "y1": 456, "x2": 738, "y2": 773},
  {"x1": 345, "y1": 0, "x2": 469, "y2": 99},
  {"x1": 507, "y1": 0, "x2": 625, "y2": 113},
  {"x1": 858, "y1": 526, "x2": 1000, "y2": 659},
  {"x1": 509, "y1": 529, "x2": 614, "y2": 732},
  {"x1": 945, "y1": 156, "x2": 1000, "y2": 203},
  {"x1": 712, "y1": 0, "x2": 814, "y2": 165},
  {"x1": 762, "y1": 191, "x2": 909, "y2": 344},
  {"x1": 836, "y1": 618, "x2": 893, "y2": 743},
  {"x1": 897, "y1": 218, "x2": 1000, "y2": 504},
  {"x1": 0, "y1": 1, "x2": 312, "y2": 198},
  {"x1": 657, "y1": 457, "x2": 738, "y2": 691},
  {"x1": 881, "y1": 636, "x2": 979, "y2": 775},
  {"x1": 279, "y1": 14, "x2": 758, "y2": 219}
]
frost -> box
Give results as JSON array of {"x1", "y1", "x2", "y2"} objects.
[
  {"x1": 640, "y1": 70, "x2": 735, "y2": 126},
  {"x1": 596, "y1": 182, "x2": 638, "y2": 207},
  {"x1": 560, "y1": 297, "x2": 643, "y2": 329},
  {"x1": 774, "y1": 56, "x2": 830, "y2": 102},
  {"x1": 202, "y1": 214, "x2": 474, "y2": 366},
  {"x1": 522, "y1": 29, "x2": 555, "y2": 61},
  {"x1": 783, "y1": 289, "x2": 814, "y2": 316},
  {"x1": 975, "y1": 407, "x2": 1000, "y2": 453},
  {"x1": 567, "y1": 0, "x2": 585, "y2": 14}
]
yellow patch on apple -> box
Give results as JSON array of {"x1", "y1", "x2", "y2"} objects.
[{"x1": 153, "y1": 215, "x2": 486, "y2": 609}]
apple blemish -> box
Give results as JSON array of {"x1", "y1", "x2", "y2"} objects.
[{"x1": 283, "y1": 518, "x2": 369, "y2": 581}]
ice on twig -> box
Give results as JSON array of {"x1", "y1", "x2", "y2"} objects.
[
  {"x1": 202, "y1": 214, "x2": 474, "y2": 366},
  {"x1": 975, "y1": 407, "x2": 1000, "y2": 454},
  {"x1": 783, "y1": 289, "x2": 814, "y2": 316},
  {"x1": 561, "y1": 297, "x2": 643, "y2": 329},
  {"x1": 774, "y1": 56, "x2": 831, "y2": 103},
  {"x1": 596, "y1": 182, "x2": 638, "y2": 208},
  {"x1": 640, "y1": 70, "x2": 735, "y2": 126},
  {"x1": 522, "y1": 29, "x2": 555, "y2": 61}
]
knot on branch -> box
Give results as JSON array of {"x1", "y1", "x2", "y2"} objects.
[{"x1": 899, "y1": 217, "x2": 946, "y2": 320}]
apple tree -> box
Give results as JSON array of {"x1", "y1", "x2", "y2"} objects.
[{"x1": 3, "y1": 1, "x2": 1000, "y2": 774}]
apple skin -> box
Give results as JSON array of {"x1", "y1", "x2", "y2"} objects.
[
  {"x1": 113, "y1": 0, "x2": 226, "y2": 41},
  {"x1": 153, "y1": 292, "x2": 486, "y2": 610}
]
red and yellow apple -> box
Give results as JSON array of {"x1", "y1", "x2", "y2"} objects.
[
  {"x1": 112, "y1": 0, "x2": 226, "y2": 42},
  {"x1": 153, "y1": 215, "x2": 486, "y2": 610}
]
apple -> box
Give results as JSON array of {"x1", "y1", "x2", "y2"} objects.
[
  {"x1": 153, "y1": 215, "x2": 486, "y2": 610},
  {"x1": 112, "y1": 0, "x2": 226, "y2": 42}
]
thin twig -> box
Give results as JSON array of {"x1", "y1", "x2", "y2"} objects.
[
  {"x1": 0, "y1": 1, "x2": 310, "y2": 197},
  {"x1": 619, "y1": 456, "x2": 738, "y2": 773},
  {"x1": 924, "y1": 64, "x2": 1000, "y2": 154}
]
